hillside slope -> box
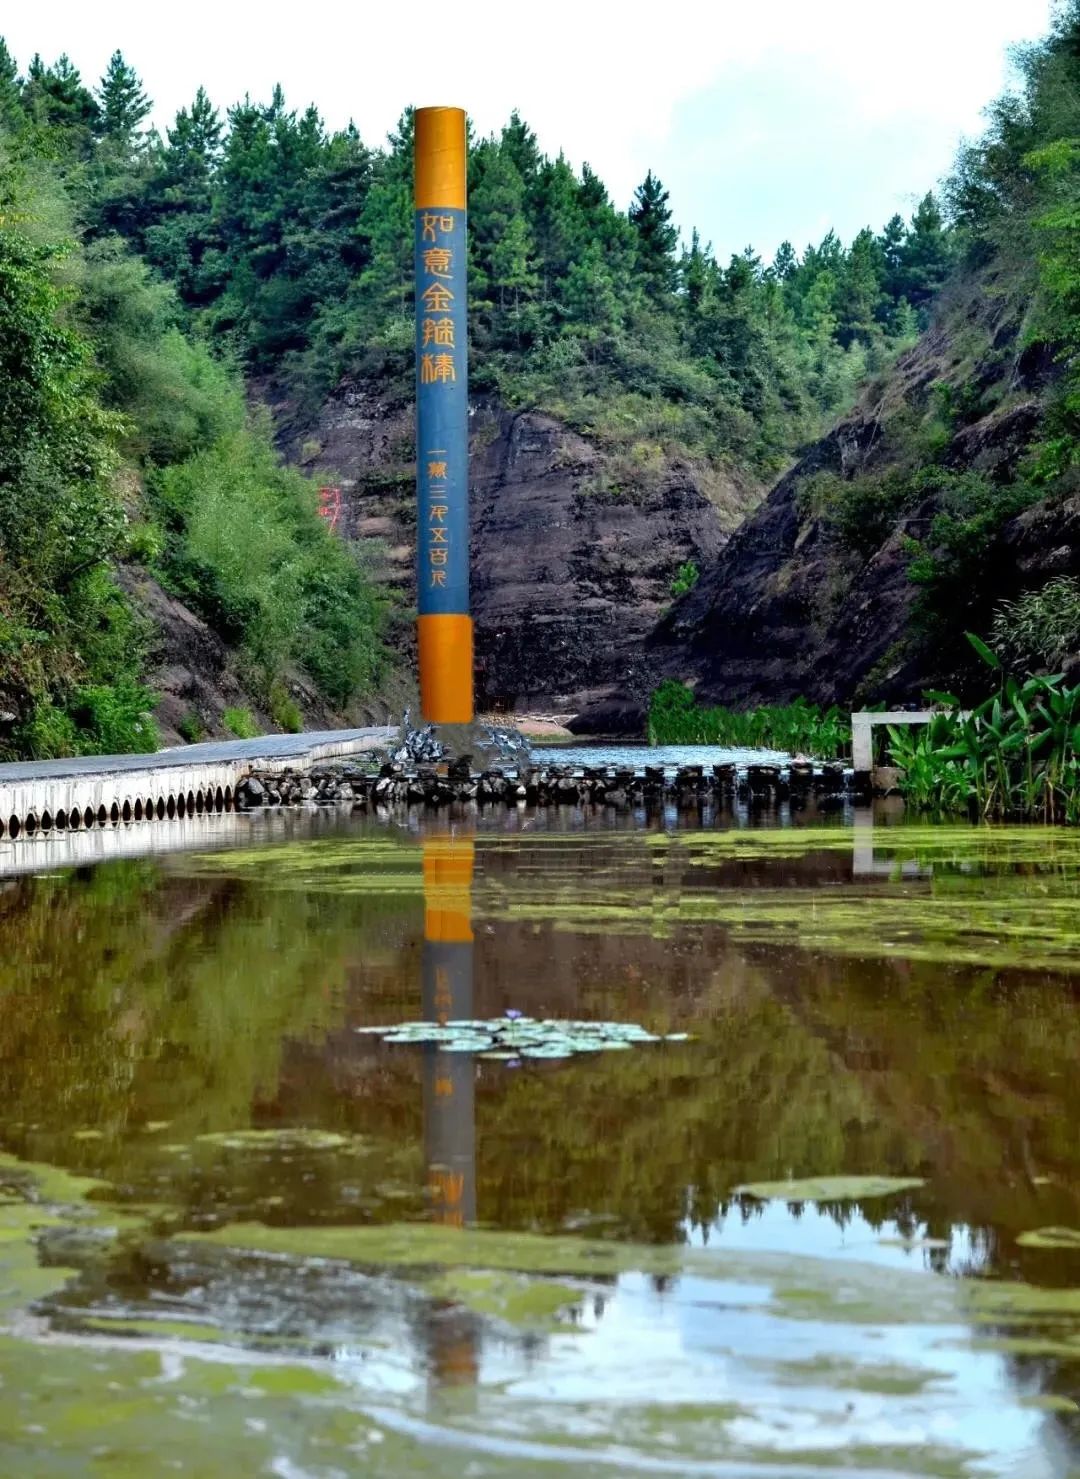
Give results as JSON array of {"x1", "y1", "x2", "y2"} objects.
[
  {"x1": 649, "y1": 6, "x2": 1080, "y2": 716},
  {"x1": 651, "y1": 267, "x2": 1075, "y2": 707}
]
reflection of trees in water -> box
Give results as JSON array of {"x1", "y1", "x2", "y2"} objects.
[
  {"x1": 0, "y1": 861, "x2": 417, "y2": 1182},
  {"x1": 5, "y1": 848, "x2": 1080, "y2": 1262},
  {"x1": 2, "y1": 843, "x2": 1080, "y2": 1286},
  {"x1": 761, "y1": 947, "x2": 1080, "y2": 1247},
  {"x1": 3, "y1": 837, "x2": 1080, "y2": 1431}
]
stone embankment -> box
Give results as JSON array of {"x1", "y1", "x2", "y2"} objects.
[{"x1": 237, "y1": 758, "x2": 853, "y2": 811}]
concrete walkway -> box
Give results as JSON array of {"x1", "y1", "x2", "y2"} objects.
[{"x1": 0, "y1": 728, "x2": 396, "y2": 836}]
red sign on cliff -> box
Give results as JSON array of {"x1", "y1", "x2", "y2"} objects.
[{"x1": 318, "y1": 485, "x2": 341, "y2": 534}]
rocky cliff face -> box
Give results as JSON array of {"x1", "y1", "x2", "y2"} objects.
[
  {"x1": 649, "y1": 269, "x2": 1078, "y2": 710},
  {"x1": 278, "y1": 380, "x2": 759, "y2": 713}
]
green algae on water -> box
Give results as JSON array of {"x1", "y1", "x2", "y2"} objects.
[
  {"x1": 426, "y1": 1268, "x2": 584, "y2": 1330},
  {"x1": 1016, "y1": 1226, "x2": 1080, "y2": 1249},
  {"x1": 736, "y1": 1176, "x2": 925, "y2": 1202}
]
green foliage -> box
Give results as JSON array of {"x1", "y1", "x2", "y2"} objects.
[
  {"x1": 95, "y1": 50, "x2": 150, "y2": 149},
  {"x1": 648, "y1": 681, "x2": 849, "y2": 756},
  {"x1": 800, "y1": 468, "x2": 925, "y2": 561},
  {"x1": 176, "y1": 711, "x2": 204, "y2": 744},
  {"x1": 805, "y1": 457, "x2": 1046, "y2": 683},
  {"x1": 889, "y1": 644, "x2": 1080, "y2": 822},
  {"x1": 269, "y1": 681, "x2": 303, "y2": 733},
  {"x1": 904, "y1": 469, "x2": 1042, "y2": 643},
  {"x1": 223, "y1": 706, "x2": 259, "y2": 739},
  {"x1": 0, "y1": 132, "x2": 148, "y2": 752},
  {"x1": 155, "y1": 417, "x2": 384, "y2": 704},
  {"x1": 17, "y1": 701, "x2": 79, "y2": 759},
  {"x1": 991, "y1": 575, "x2": 1080, "y2": 673},
  {"x1": 67, "y1": 678, "x2": 159, "y2": 754},
  {"x1": 21, "y1": 53, "x2": 99, "y2": 153},
  {"x1": 630, "y1": 169, "x2": 678, "y2": 299},
  {"x1": 19, "y1": 679, "x2": 158, "y2": 758},
  {"x1": 947, "y1": 3, "x2": 1080, "y2": 476},
  {"x1": 669, "y1": 560, "x2": 699, "y2": 598},
  {"x1": 0, "y1": 40, "x2": 20, "y2": 133},
  {"x1": 0, "y1": 65, "x2": 389, "y2": 757}
]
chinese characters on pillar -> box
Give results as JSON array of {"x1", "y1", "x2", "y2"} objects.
[{"x1": 415, "y1": 207, "x2": 467, "y2": 613}]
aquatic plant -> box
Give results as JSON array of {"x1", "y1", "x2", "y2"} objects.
[
  {"x1": 356, "y1": 1017, "x2": 688, "y2": 1059},
  {"x1": 888, "y1": 635, "x2": 1080, "y2": 821},
  {"x1": 647, "y1": 682, "x2": 850, "y2": 756}
]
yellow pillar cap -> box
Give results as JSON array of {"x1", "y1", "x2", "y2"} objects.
[{"x1": 415, "y1": 107, "x2": 467, "y2": 209}]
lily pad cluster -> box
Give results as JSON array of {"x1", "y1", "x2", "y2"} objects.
[{"x1": 355, "y1": 1017, "x2": 691, "y2": 1061}]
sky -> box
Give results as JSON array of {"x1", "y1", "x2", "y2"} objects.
[{"x1": 2, "y1": 0, "x2": 1060, "y2": 264}]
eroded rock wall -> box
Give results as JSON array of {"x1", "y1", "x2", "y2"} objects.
[{"x1": 281, "y1": 381, "x2": 759, "y2": 712}]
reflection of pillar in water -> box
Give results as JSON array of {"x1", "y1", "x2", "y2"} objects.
[
  {"x1": 421, "y1": 833, "x2": 478, "y2": 1391},
  {"x1": 422, "y1": 834, "x2": 476, "y2": 1228}
]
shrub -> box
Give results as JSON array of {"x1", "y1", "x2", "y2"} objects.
[
  {"x1": 904, "y1": 468, "x2": 1042, "y2": 651},
  {"x1": 269, "y1": 682, "x2": 303, "y2": 734},
  {"x1": 991, "y1": 575, "x2": 1080, "y2": 672},
  {"x1": 223, "y1": 706, "x2": 260, "y2": 739},
  {"x1": 155, "y1": 417, "x2": 386, "y2": 707},
  {"x1": 68, "y1": 681, "x2": 159, "y2": 755},
  {"x1": 177, "y1": 712, "x2": 204, "y2": 744},
  {"x1": 670, "y1": 560, "x2": 700, "y2": 598},
  {"x1": 18, "y1": 701, "x2": 80, "y2": 760}
]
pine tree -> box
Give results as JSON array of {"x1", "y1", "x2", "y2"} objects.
[
  {"x1": 837, "y1": 227, "x2": 884, "y2": 346},
  {"x1": 531, "y1": 153, "x2": 586, "y2": 293},
  {"x1": 0, "y1": 38, "x2": 22, "y2": 131},
  {"x1": 165, "y1": 87, "x2": 224, "y2": 184},
  {"x1": 22, "y1": 53, "x2": 99, "y2": 142},
  {"x1": 771, "y1": 240, "x2": 797, "y2": 281},
  {"x1": 579, "y1": 162, "x2": 608, "y2": 212},
  {"x1": 500, "y1": 111, "x2": 541, "y2": 187},
  {"x1": 349, "y1": 110, "x2": 414, "y2": 331},
  {"x1": 96, "y1": 50, "x2": 151, "y2": 147},
  {"x1": 313, "y1": 123, "x2": 372, "y2": 275},
  {"x1": 629, "y1": 169, "x2": 678, "y2": 299},
  {"x1": 559, "y1": 239, "x2": 621, "y2": 338},
  {"x1": 897, "y1": 192, "x2": 952, "y2": 314},
  {"x1": 469, "y1": 139, "x2": 538, "y2": 343},
  {"x1": 138, "y1": 88, "x2": 223, "y2": 301},
  {"x1": 876, "y1": 213, "x2": 907, "y2": 302},
  {"x1": 681, "y1": 228, "x2": 708, "y2": 314}
]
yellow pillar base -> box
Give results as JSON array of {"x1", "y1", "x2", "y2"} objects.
[{"x1": 417, "y1": 613, "x2": 474, "y2": 725}]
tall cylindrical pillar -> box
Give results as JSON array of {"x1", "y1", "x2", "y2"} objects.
[{"x1": 414, "y1": 107, "x2": 473, "y2": 724}]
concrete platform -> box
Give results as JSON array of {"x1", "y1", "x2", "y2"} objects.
[{"x1": 0, "y1": 728, "x2": 395, "y2": 837}]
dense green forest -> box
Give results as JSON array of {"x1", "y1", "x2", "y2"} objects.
[
  {"x1": 85, "y1": 78, "x2": 952, "y2": 472},
  {"x1": 0, "y1": 36, "x2": 957, "y2": 755}
]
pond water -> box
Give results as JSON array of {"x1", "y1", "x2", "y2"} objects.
[
  {"x1": 1, "y1": 804, "x2": 1080, "y2": 1476},
  {"x1": 525, "y1": 743, "x2": 797, "y2": 769}
]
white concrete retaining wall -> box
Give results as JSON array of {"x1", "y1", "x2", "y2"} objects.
[{"x1": 0, "y1": 727, "x2": 395, "y2": 838}]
